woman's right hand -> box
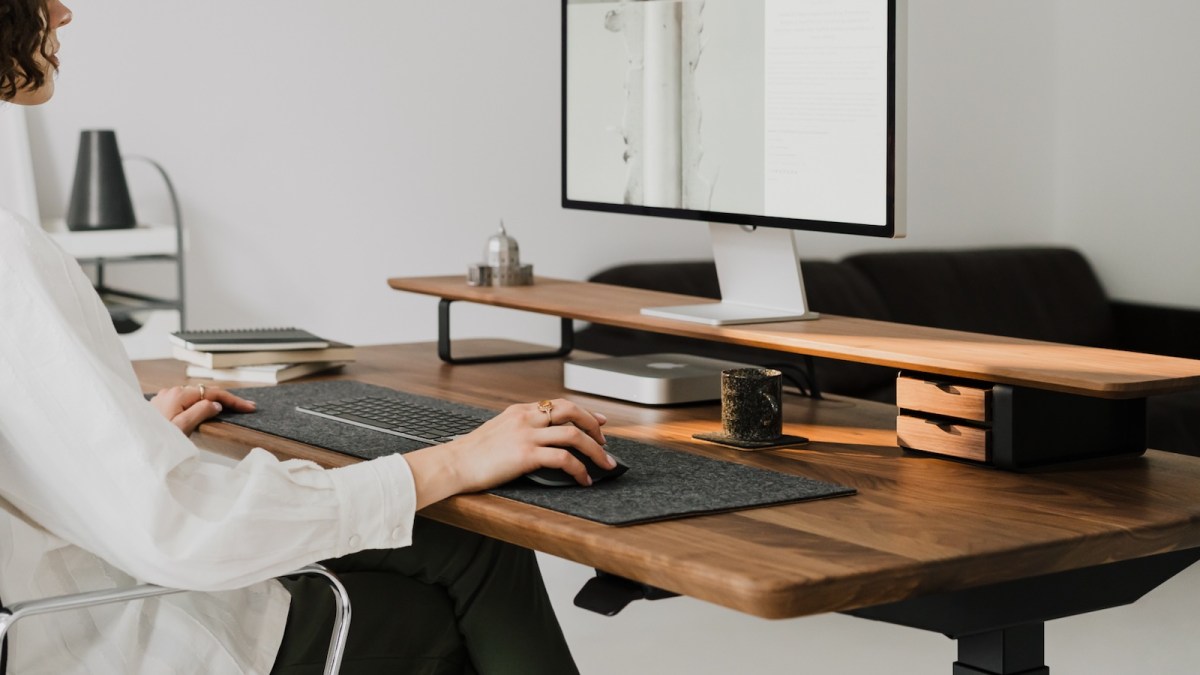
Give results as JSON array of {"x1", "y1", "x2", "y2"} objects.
[
  {"x1": 403, "y1": 399, "x2": 614, "y2": 509},
  {"x1": 149, "y1": 384, "x2": 256, "y2": 435}
]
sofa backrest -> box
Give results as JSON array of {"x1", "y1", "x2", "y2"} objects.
[
  {"x1": 581, "y1": 250, "x2": 1197, "y2": 457},
  {"x1": 843, "y1": 247, "x2": 1117, "y2": 348},
  {"x1": 583, "y1": 259, "x2": 899, "y2": 398},
  {"x1": 588, "y1": 259, "x2": 894, "y2": 321},
  {"x1": 581, "y1": 247, "x2": 1119, "y2": 399}
]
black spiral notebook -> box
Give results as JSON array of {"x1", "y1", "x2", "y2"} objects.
[{"x1": 168, "y1": 327, "x2": 331, "y2": 352}]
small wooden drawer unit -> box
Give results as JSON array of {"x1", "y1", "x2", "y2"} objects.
[
  {"x1": 896, "y1": 372, "x2": 1147, "y2": 469},
  {"x1": 897, "y1": 375, "x2": 993, "y2": 463}
]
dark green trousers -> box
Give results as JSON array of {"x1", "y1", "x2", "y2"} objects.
[{"x1": 271, "y1": 519, "x2": 579, "y2": 675}]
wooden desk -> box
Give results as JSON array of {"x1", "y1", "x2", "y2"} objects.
[{"x1": 136, "y1": 342, "x2": 1200, "y2": 675}]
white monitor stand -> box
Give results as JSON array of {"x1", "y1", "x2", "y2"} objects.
[{"x1": 640, "y1": 222, "x2": 819, "y2": 326}]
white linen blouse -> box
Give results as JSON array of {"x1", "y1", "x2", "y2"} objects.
[{"x1": 0, "y1": 208, "x2": 418, "y2": 674}]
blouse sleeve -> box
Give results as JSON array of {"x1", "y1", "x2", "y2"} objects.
[{"x1": 0, "y1": 223, "x2": 417, "y2": 591}]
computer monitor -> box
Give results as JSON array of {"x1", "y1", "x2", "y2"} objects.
[{"x1": 563, "y1": 0, "x2": 907, "y2": 325}]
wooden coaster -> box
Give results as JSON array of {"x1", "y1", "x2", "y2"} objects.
[{"x1": 692, "y1": 432, "x2": 809, "y2": 451}]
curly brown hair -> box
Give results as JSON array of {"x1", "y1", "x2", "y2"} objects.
[{"x1": 0, "y1": 0, "x2": 52, "y2": 101}]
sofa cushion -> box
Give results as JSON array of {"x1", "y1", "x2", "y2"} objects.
[{"x1": 844, "y1": 247, "x2": 1118, "y2": 347}]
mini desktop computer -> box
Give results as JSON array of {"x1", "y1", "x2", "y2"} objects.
[{"x1": 563, "y1": 353, "x2": 754, "y2": 405}]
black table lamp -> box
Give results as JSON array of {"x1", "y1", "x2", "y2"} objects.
[{"x1": 66, "y1": 129, "x2": 137, "y2": 231}]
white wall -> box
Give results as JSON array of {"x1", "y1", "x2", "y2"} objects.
[
  {"x1": 23, "y1": 1, "x2": 1200, "y2": 674},
  {"x1": 29, "y1": 1, "x2": 713, "y2": 349},
  {"x1": 28, "y1": 0, "x2": 1065, "y2": 351},
  {"x1": 1051, "y1": 0, "x2": 1200, "y2": 309}
]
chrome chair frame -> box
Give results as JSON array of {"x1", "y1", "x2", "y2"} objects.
[{"x1": 0, "y1": 563, "x2": 350, "y2": 674}]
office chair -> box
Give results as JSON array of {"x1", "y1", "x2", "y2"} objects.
[{"x1": 0, "y1": 563, "x2": 350, "y2": 675}]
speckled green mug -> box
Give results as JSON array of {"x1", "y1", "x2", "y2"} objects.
[{"x1": 721, "y1": 367, "x2": 783, "y2": 442}]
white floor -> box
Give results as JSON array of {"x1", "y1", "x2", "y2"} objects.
[{"x1": 540, "y1": 553, "x2": 1200, "y2": 674}]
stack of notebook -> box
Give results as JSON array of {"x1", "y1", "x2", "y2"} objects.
[{"x1": 169, "y1": 328, "x2": 355, "y2": 383}]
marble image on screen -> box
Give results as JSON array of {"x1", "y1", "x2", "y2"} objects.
[{"x1": 566, "y1": 0, "x2": 889, "y2": 227}]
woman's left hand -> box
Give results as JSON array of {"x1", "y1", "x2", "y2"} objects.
[{"x1": 150, "y1": 384, "x2": 257, "y2": 436}]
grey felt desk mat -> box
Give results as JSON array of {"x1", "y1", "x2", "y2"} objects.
[{"x1": 215, "y1": 380, "x2": 855, "y2": 526}]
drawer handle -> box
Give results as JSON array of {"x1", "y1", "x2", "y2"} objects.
[
  {"x1": 924, "y1": 418, "x2": 961, "y2": 435},
  {"x1": 934, "y1": 383, "x2": 961, "y2": 395}
]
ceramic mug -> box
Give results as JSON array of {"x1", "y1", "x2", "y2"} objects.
[{"x1": 720, "y1": 368, "x2": 784, "y2": 442}]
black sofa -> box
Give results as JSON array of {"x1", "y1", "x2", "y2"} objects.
[{"x1": 574, "y1": 247, "x2": 1200, "y2": 456}]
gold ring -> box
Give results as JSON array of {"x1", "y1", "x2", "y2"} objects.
[
  {"x1": 537, "y1": 399, "x2": 554, "y2": 426},
  {"x1": 197, "y1": 384, "x2": 207, "y2": 401}
]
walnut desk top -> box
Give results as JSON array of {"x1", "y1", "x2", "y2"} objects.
[{"x1": 134, "y1": 341, "x2": 1200, "y2": 624}]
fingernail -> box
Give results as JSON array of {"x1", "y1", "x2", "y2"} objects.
[
  {"x1": 606, "y1": 453, "x2": 617, "y2": 469},
  {"x1": 583, "y1": 475, "x2": 593, "y2": 486},
  {"x1": 247, "y1": 401, "x2": 257, "y2": 409},
  {"x1": 212, "y1": 402, "x2": 223, "y2": 412}
]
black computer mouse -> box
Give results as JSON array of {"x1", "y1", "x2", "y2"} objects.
[{"x1": 525, "y1": 448, "x2": 629, "y2": 487}]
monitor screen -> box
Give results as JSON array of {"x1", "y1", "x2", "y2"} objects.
[{"x1": 563, "y1": 0, "x2": 903, "y2": 238}]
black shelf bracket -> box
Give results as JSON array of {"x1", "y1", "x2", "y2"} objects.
[
  {"x1": 573, "y1": 571, "x2": 679, "y2": 617},
  {"x1": 437, "y1": 298, "x2": 574, "y2": 365}
]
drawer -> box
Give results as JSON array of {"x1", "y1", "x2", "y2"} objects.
[
  {"x1": 897, "y1": 414, "x2": 990, "y2": 463},
  {"x1": 897, "y1": 375, "x2": 991, "y2": 423}
]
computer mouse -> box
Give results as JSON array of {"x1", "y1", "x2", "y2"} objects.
[{"x1": 525, "y1": 448, "x2": 629, "y2": 487}]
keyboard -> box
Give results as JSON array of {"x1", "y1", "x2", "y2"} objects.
[{"x1": 295, "y1": 396, "x2": 483, "y2": 444}]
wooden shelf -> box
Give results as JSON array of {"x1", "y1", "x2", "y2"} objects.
[{"x1": 388, "y1": 275, "x2": 1200, "y2": 399}]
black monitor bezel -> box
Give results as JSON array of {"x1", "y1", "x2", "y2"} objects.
[{"x1": 561, "y1": 0, "x2": 899, "y2": 238}]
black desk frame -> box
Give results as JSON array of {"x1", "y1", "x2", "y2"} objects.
[
  {"x1": 851, "y1": 547, "x2": 1200, "y2": 674},
  {"x1": 577, "y1": 549, "x2": 1200, "y2": 674}
]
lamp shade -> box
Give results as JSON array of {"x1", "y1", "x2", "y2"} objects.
[{"x1": 66, "y1": 129, "x2": 137, "y2": 231}]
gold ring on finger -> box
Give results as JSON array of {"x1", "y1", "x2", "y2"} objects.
[{"x1": 537, "y1": 399, "x2": 554, "y2": 426}]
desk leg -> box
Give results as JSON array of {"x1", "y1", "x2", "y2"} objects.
[
  {"x1": 848, "y1": 548, "x2": 1200, "y2": 675},
  {"x1": 437, "y1": 298, "x2": 575, "y2": 365},
  {"x1": 953, "y1": 624, "x2": 1048, "y2": 675}
]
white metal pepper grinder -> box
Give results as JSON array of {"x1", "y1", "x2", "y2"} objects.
[{"x1": 467, "y1": 221, "x2": 534, "y2": 286}]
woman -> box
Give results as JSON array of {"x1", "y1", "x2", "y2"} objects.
[{"x1": 1, "y1": 2, "x2": 612, "y2": 673}]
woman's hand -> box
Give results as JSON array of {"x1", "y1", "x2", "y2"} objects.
[
  {"x1": 404, "y1": 399, "x2": 615, "y2": 509},
  {"x1": 149, "y1": 384, "x2": 257, "y2": 436}
]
